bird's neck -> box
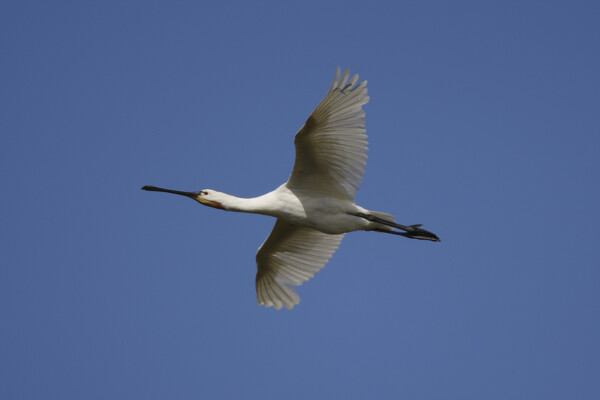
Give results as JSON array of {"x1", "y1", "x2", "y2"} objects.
[{"x1": 218, "y1": 191, "x2": 277, "y2": 215}]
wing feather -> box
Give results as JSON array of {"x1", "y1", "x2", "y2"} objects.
[
  {"x1": 256, "y1": 219, "x2": 344, "y2": 310},
  {"x1": 287, "y1": 67, "x2": 369, "y2": 200}
]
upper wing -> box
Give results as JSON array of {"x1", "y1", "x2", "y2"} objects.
[
  {"x1": 256, "y1": 219, "x2": 345, "y2": 310},
  {"x1": 287, "y1": 67, "x2": 369, "y2": 200}
]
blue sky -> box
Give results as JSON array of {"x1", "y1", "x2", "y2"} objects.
[{"x1": 1, "y1": 1, "x2": 599, "y2": 399}]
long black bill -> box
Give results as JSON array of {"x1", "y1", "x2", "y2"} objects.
[{"x1": 141, "y1": 185, "x2": 198, "y2": 200}]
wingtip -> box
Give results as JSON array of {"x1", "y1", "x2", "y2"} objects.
[
  {"x1": 256, "y1": 273, "x2": 300, "y2": 310},
  {"x1": 331, "y1": 67, "x2": 342, "y2": 90}
]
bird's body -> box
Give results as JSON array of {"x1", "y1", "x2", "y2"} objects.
[
  {"x1": 196, "y1": 185, "x2": 378, "y2": 234},
  {"x1": 143, "y1": 68, "x2": 439, "y2": 310}
]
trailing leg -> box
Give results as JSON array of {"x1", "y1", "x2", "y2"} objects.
[{"x1": 351, "y1": 212, "x2": 440, "y2": 242}]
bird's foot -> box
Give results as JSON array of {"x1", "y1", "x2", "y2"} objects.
[{"x1": 402, "y1": 225, "x2": 440, "y2": 242}]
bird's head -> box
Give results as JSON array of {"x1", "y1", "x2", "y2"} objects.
[
  {"x1": 141, "y1": 185, "x2": 225, "y2": 210},
  {"x1": 195, "y1": 189, "x2": 226, "y2": 210}
]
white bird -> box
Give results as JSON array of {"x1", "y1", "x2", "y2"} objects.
[{"x1": 142, "y1": 68, "x2": 439, "y2": 310}]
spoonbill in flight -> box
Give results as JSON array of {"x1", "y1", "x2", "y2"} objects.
[{"x1": 142, "y1": 68, "x2": 439, "y2": 310}]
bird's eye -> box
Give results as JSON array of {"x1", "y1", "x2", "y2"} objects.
[{"x1": 201, "y1": 191, "x2": 208, "y2": 195}]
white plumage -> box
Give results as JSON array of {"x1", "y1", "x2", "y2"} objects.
[
  {"x1": 143, "y1": 68, "x2": 439, "y2": 310},
  {"x1": 288, "y1": 68, "x2": 368, "y2": 200}
]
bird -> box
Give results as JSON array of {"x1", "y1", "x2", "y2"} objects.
[{"x1": 142, "y1": 67, "x2": 440, "y2": 310}]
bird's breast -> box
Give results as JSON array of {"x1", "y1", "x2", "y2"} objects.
[{"x1": 271, "y1": 195, "x2": 365, "y2": 234}]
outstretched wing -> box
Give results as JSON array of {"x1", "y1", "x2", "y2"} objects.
[
  {"x1": 256, "y1": 219, "x2": 345, "y2": 310},
  {"x1": 287, "y1": 67, "x2": 369, "y2": 200}
]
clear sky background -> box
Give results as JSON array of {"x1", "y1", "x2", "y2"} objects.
[{"x1": 2, "y1": 1, "x2": 599, "y2": 399}]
